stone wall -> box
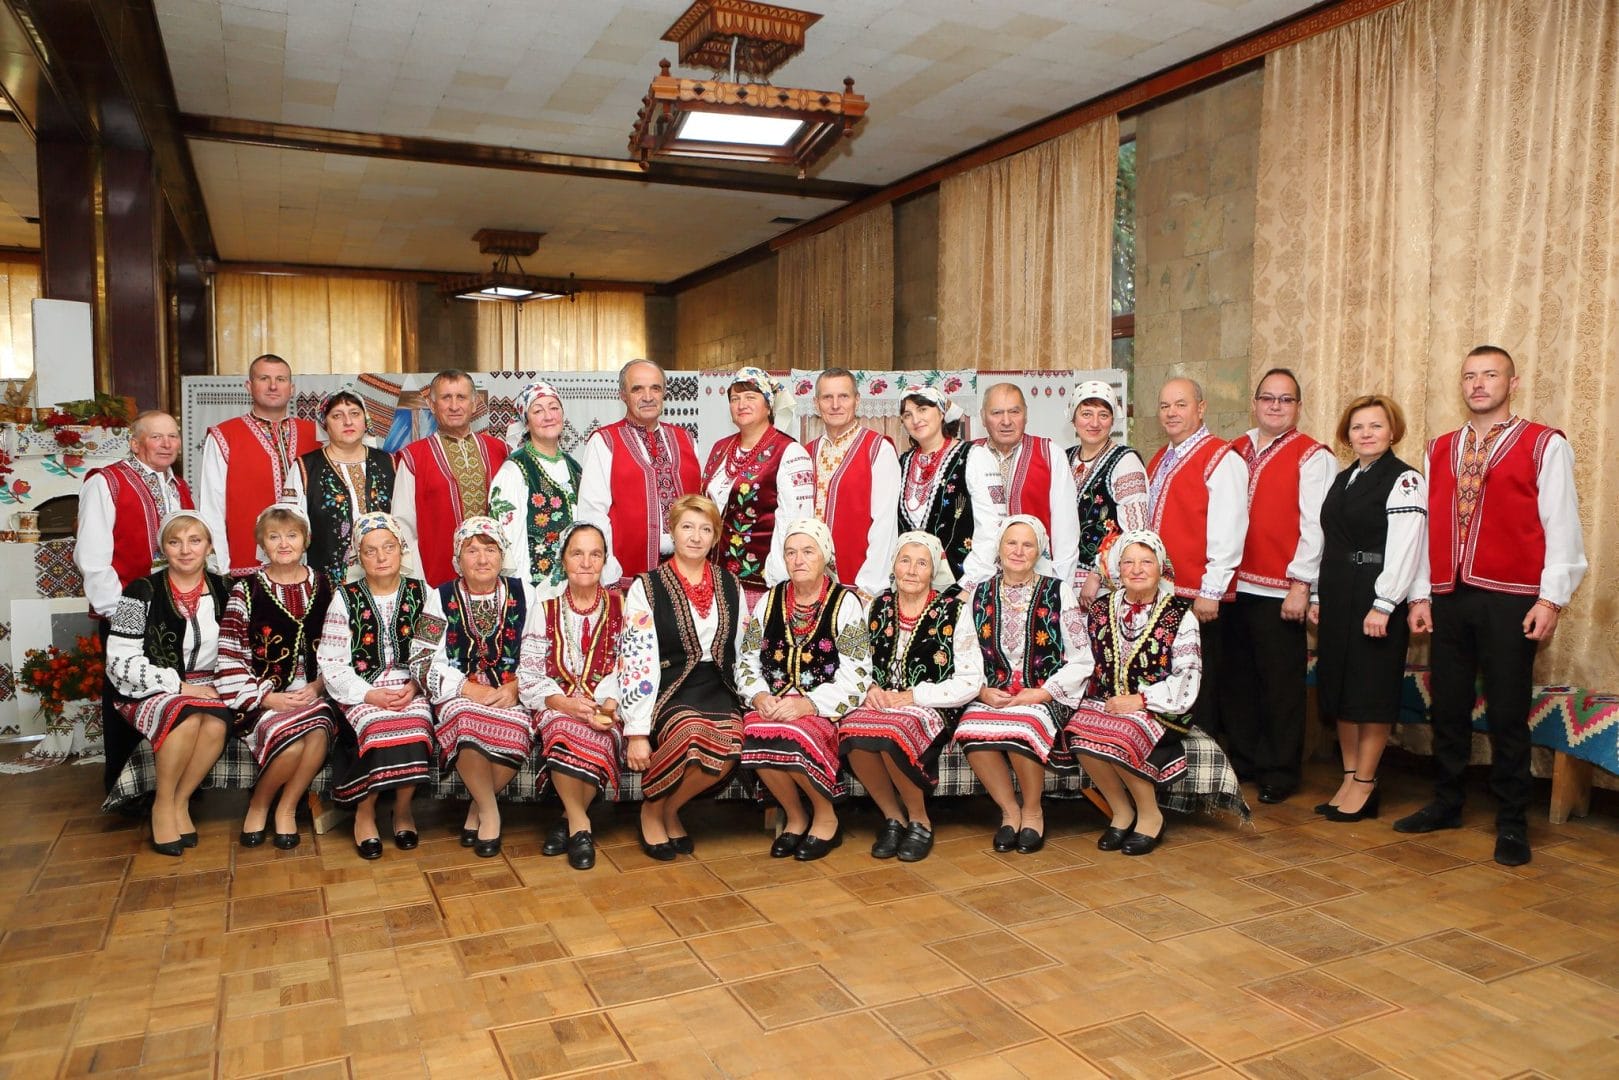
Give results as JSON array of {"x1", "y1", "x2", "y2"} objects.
[
  {"x1": 1132, "y1": 70, "x2": 1262, "y2": 454},
  {"x1": 673, "y1": 255, "x2": 778, "y2": 372}
]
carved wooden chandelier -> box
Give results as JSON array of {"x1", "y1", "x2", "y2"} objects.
[
  {"x1": 629, "y1": 1, "x2": 867, "y2": 176},
  {"x1": 439, "y1": 230, "x2": 576, "y2": 304}
]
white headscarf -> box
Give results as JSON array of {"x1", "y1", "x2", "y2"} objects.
[
  {"x1": 995, "y1": 514, "x2": 1056, "y2": 579},
  {"x1": 1069, "y1": 379, "x2": 1119, "y2": 419},
  {"x1": 891, "y1": 530, "x2": 955, "y2": 592},
  {"x1": 782, "y1": 517, "x2": 836, "y2": 573},
  {"x1": 157, "y1": 508, "x2": 213, "y2": 546},
  {"x1": 901, "y1": 385, "x2": 965, "y2": 423},
  {"x1": 1105, "y1": 528, "x2": 1175, "y2": 598}
]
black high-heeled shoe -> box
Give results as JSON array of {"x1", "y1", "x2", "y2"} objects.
[
  {"x1": 1324, "y1": 777, "x2": 1380, "y2": 822},
  {"x1": 151, "y1": 837, "x2": 185, "y2": 857},
  {"x1": 239, "y1": 829, "x2": 268, "y2": 848},
  {"x1": 461, "y1": 827, "x2": 479, "y2": 848},
  {"x1": 180, "y1": 832, "x2": 199, "y2": 849},
  {"x1": 1097, "y1": 817, "x2": 1137, "y2": 852},
  {"x1": 640, "y1": 826, "x2": 677, "y2": 862},
  {"x1": 273, "y1": 832, "x2": 300, "y2": 850},
  {"x1": 1121, "y1": 820, "x2": 1166, "y2": 856},
  {"x1": 668, "y1": 834, "x2": 695, "y2": 856},
  {"x1": 474, "y1": 834, "x2": 502, "y2": 858},
  {"x1": 1315, "y1": 769, "x2": 1355, "y2": 814}
]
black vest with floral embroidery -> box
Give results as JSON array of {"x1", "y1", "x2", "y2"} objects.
[
  {"x1": 868, "y1": 587, "x2": 962, "y2": 689},
  {"x1": 971, "y1": 575, "x2": 1065, "y2": 691},
  {"x1": 437, "y1": 577, "x2": 527, "y2": 686},
  {"x1": 340, "y1": 578, "x2": 424, "y2": 684},
  {"x1": 1087, "y1": 594, "x2": 1192, "y2": 729},
  {"x1": 239, "y1": 572, "x2": 333, "y2": 689},
  {"x1": 757, "y1": 582, "x2": 851, "y2": 696}
]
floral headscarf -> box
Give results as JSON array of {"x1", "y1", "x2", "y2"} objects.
[
  {"x1": 453, "y1": 515, "x2": 506, "y2": 554},
  {"x1": 508, "y1": 381, "x2": 563, "y2": 448},
  {"x1": 995, "y1": 514, "x2": 1056, "y2": 579},
  {"x1": 891, "y1": 530, "x2": 955, "y2": 591},
  {"x1": 1105, "y1": 529, "x2": 1175, "y2": 598},
  {"x1": 319, "y1": 387, "x2": 371, "y2": 425},
  {"x1": 782, "y1": 517, "x2": 836, "y2": 573},
  {"x1": 730, "y1": 366, "x2": 795, "y2": 426},
  {"x1": 350, "y1": 512, "x2": 409, "y2": 559},
  {"x1": 901, "y1": 385, "x2": 965, "y2": 423}
]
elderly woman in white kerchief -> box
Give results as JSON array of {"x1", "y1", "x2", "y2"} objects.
[
  {"x1": 488, "y1": 381, "x2": 583, "y2": 593},
  {"x1": 316, "y1": 511, "x2": 434, "y2": 860},
  {"x1": 701, "y1": 366, "x2": 815, "y2": 610},
  {"x1": 1063, "y1": 529, "x2": 1200, "y2": 857},
  {"x1": 896, "y1": 384, "x2": 1003, "y2": 586},
  {"x1": 738, "y1": 518, "x2": 873, "y2": 862},
  {"x1": 954, "y1": 514, "x2": 1093, "y2": 855},
  {"x1": 409, "y1": 515, "x2": 540, "y2": 859},
  {"x1": 839, "y1": 531, "x2": 985, "y2": 863}
]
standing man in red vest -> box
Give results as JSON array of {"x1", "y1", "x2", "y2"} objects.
[
  {"x1": 198, "y1": 353, "x2": 320, "y2": 575},
  {"x1": 392, "y1": 369, "x2": 509, "y2": 587},
  {"x1": 804, "y1": 367, "x2": 900, "y2": 598},
  {"x1": 74, "y1": 410, "x2": 196, "y2": 791},
  {"x1": 1222, "y1": 369, "x2": 1334, "y2": 803},
  {"x1": 576, "y1": 359, "x2": 701, "y2": 586},
  {"x1": 1147, "y1": 376, "x2": 1249, "y2": 734},
  {"x1": 1396, "y1": 346, "x2": 1586, "y2": 866},
  {"x1": 976, "y1": 382, "x2": 1080, "y2": 584}
]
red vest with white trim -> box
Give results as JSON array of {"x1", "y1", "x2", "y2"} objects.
[
  {"x1": 1147, "y1": 435, "x2": 1234, "y2": 600},
  {"x1": 974, "y1": 434, "x2": 1055, "y2": 535},
  {"x1": 806, "y1": 426, "x2": 890, "y2": 588},
  {"x1": 1231, "y1": 429, "x2": 1327, "y2": 589},
  {"x1": 207, "y1": 415, "x2": 319, "y2": 571},
  {"x1": 601, "y1": 420, "x2": 701, "y2": 579},
  {"x1": 399, "y1": 432, "x2": 509, "y2": 586},
  {"x1": 90, "y1": 460, "x2": 196, "y2": 591},
  {"x1": 1426, "y1": 420, "x2": 1557, "y2": 597}
]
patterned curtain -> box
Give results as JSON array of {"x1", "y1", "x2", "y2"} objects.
[
  {"x1": 0, "y1": 258, "x2": 42, "y2": 380},
  {"x1": 1251, "y1": 0, "x2": 1619, "y2": 690},
  {"x1": 213, "y1": 272, "x2": 417, "y2": 374},
  {"x1": 775, "y1": 206, "x2": 894, "y2": 370},
  {"x1": 938, "y1": 116, "x2": 1118, "y2": 372},
  {"x1": 474, "y1": 293, "x2": 647, "y2": 372}
]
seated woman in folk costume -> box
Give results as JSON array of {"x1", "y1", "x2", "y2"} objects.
[
  {"x1": 1064, "y1": 529, "x2": 1201, "y2": 857},
  {"x1": 840, "y1": 531, "x2": 984, "y2": 863},
  {"x1": 737, "y1": 519, "x2": 873, "y2": 862},
  {"x1": 619, "y1": 495, "x2": 748, "y2": 861},
  {"x1": 316, "y1": 512, "x2": 434, "y2": 860},
  {"x1": 895, "y1": 385, "x2": 1003, "y2": 585},
  {"x1": 105, "y1": 509, "x2": 235, "y2": 856},
  {"x1": 299, "y1": 389, "x2": 396, "y2": 587},
  {"x1": 411, "y1": 516, "x2": 538, "y2": 859},
  {"x1": 489, "y1": 381, "x2": 583, "y2": 594},
  {"x1": 516, "y1": 522, "x2": 625, "y2": 871},
  {"x1": 955, "y1": 515, "x2": 1093, "y2": 855},
  {"x1": 215, "y1": 504, "x2": 339, "y2": 850},
  {"x1": 701, "y1": 367, "x2": 815, "y2": 612}
]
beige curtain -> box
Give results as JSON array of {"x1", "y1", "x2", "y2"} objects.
[
  {"x1": 0, "y1": 259, "x2": 41, "y2": 380},
  {"x1": 474, "y1": 293, "x2": 647, "y2": 371},
  {"x1": 213, "y1": 272, "x2": 416, "y2": 374},
  {"x1": 938, "y1": 115, "x2": 1119, "y2": 371},
  {"x1": 776, "y1": 206, "x2": 894, "y2": 368},
  {"x1": 1252, "y1": 0, "x2": 1619, "y2": 690}
]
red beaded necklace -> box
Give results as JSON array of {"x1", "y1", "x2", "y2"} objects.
[
  {"x1": 895, "y1": 590, "x2": 936, "y2": 632},
  {"x1": 786, "y1": 577, "x2": 831, "y2": 640},
  {"x1": 168, "y1": 576, "x2": 205, "y2": 619},
  {"x1": 676, "y1": 561, "x2": 715, "y2": 619}
]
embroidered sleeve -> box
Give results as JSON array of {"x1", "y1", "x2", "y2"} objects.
[
  {"x1": 1373, "y1": 470, "x2": 1429, "y2": 613},
  {"x1": 106, "y1": 593, "x2": 181, "y2": 699},
  {"x1": 1041, "y1": 581, "x2": 1096, "y2": 707},
  {"x1": 488, "y1": 459, "x2": 531, "y2": 583},
  {"x1": 735, "y1": 591, "x2": 771, "y2": 707},
  {"x1": 517, "y1": 601, "x2": 564, "y2": 708},
  {"x1": 1111, "y1": 451, "x2": 1151, "y2": 539},
  {"x1": 411, "y1": 589, "x2": 465, "y2": 703},
  {"x1": 617, "y1": 578, "x2": 660, "y2": 737},
  {"x1": 214, "y1": 581, "x2": 274, "y2": 711},
  {"x1": 1143, "y1": 610, "x2": 1202, "y2": 717},
  {"x1": 806, "y1": 591, "x2": 872, "y2": 721},
  {"x1": 316, "y1": 588, "x2": 369, "y2": 706},
  {"x1": 960, "y1": 444, "x2": 1005, "y2": 586}
]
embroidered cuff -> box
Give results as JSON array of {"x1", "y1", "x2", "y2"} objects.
[{"x1": 1535, "y1": 597, "x2": 1562, "y2": 613}]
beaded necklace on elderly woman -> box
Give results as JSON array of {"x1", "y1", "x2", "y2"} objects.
[
  {"x1": 456, "y1": 577, "x2": 507, "y2": 671},
  {"x1": 895, "y1": 590, "x2": 935, "y2": 633},
  {"x1": 786, "y1": 576, "x2": 831, "y2": 640},
  {"x1": 1110, "y1": 590, "x2": 1170, "y2": 688}
]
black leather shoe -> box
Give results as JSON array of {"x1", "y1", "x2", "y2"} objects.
[
  {"x1": 239, "y1": 829, "x2": 267, "y2": 848},
  {"x1": 180, "y1": 831, "x2": 199, "y2": 849},
  {"x1": 992, "y1": 825, "x2": 1018, "y2": 852},
  {"x1": 1120, "y1": 823, "x2": 1165, "y2": 856},
  {"x1": 1393, "y1": 802, "x2": 1463, "y2": 834},
  {"x1": 1015, "y1": 827, "x2": 1045, "y2": 854},
  {"x1": 669, "y1": 834, "x2": 695, "y2": 856},
  {"x1": 393, "y1": 829, "x2": 419, "y2": 851},
  {"x1": 794, "y1": 829, "x2": 843, "y2": 862},
  {"x1": 460, "y1": 828, "x2": 478, "y2": 848},
  {"x1": 896, "y1": 822, "x2": 934, "y2": 863},
  {"x1": 151, "y1": 837, "x2": 185, "y2": 857},
  {"x1": 640, "y1": 829, "x2": 678, "y2": 862},
  {"x1": 1317, "y1": 770, "x2": 1354, "y2": 814},
  {"x1": 474, "y1": 834, "x2": 502, "y2": 859},
  {"x1": 1257, "y1": 786, "x2": 1294, "y2": 805},
  {"x1": 1494, "y1": 827, "x2": 1531, "y2": 867},
  {"x1": 1097, "y1": 818, "x2": 1136, "y2": 852},
  {"x1": 871, "y1": 818, "x2": 906, "y2": 859},
  {"x1": 770, "y1": 832, "x2": 804, "y2": 859},
  {"x1": 541, "y1": 820, "x2": 568, "y2": 856},
  {"x1": 356, "y1": 837, "x2": 383, "y2": 861},
  {"x1": 1324, "y1": 778, "x2": 1380, "y2": 822},
  {"x1": 273, "y1": 831, "x2": 300, "y2": 850},
  {"x1": 567, "y1": 831, "x2": 596, "y2": 870}
]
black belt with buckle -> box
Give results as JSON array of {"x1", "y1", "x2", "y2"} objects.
[{"x1": 1348, "y1": 551, "x2": 1383, "y2": 566}]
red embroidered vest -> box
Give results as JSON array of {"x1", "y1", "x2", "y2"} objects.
[
  {"x1": 976, "y1": 435, "x2": 1054, "y2": 533},
  {"x1": 703, "y1": 427, "x2": 792, "y2": 586},
  {"x1": 1231, "y1": 429, "x2": 1326, "y2": 589},
  {"x1": 601, "y1": 420, "x2": 701, "y2": 579},
  {"x1": 1148, "y1": 435, "x2": 1234, "y2": 600},
  {"x1": 807, "y1": 426, "x2": 889, "y2": 588},
  {"x1": 209, "y1": 415, "x2": 319, "y2": 571},
  {"x1": 90, "y1": 460, "x2": 196, "y2": 590},
  {"x1": 399, "y1": 433, "x2": 508, "y2": 586},
  {"x1": 1427, "y1": 420, "x2": 1557, "y2": 597}
]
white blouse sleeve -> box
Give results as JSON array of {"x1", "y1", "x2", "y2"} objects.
[
  {"x1": 1110, "y1": 449, "x2": 1152, "y2": 541},
  {"x1": 1042, "y1": 581, "x2": 1096, "y2": 707},
  {"x1": 764, "y1": 441, "x2": 818, "y2": 586},
  {"x1": 856, "y1": 439, "x2": 903, "y2": 596},
  {"x1": 409, "y1": 587, "x2": 466, "y2": 703},
  {"x1": 616, "y1": 577, "x2": 659, "y2": 737},
  {"x1": 910, "y1": 602, "x2": 986, "y2": 709},
  {"x1": 74, "y1": 471, "x2": 123, "y2": 620},
  {"x1": 516, "y1": 597, "x2": 560, "y2": 708},
  {"x1": 1536, "y1": 434, "x2": 1587, "y2": 607},
  {"x1": 1047, "y1": 446, "x2": 1082, "y2": 586},
  {"x1": 488, "y1": 459, "x2": 532, "y2": 583},
  {"x1": 1372, "y1": 470, "x2": 1428, "y2": 613},
  {"x1": 1201, "y1": 451, "x2": 1249, "y2": 600},
  {"x1": 960, "y1": 443, "x2": 1007, "y2": 587},
  {"x1": 213, "y1": 580, "x2": 273, "y2": 711},
  {"x1": 198, "y1": 430, "x2": 231, "y2": 575},
  {"x1": 1288, "y1": 446, "x2": 1335, "y2": 587},
  {"x1": 106, "y1": 594, "x2": 181, "y2": 699},
  {"x1": 389, "y1": 450, "x2": 419, "y2": 558},
  {"x1": 805, "y1": 590, "x2": 871, "y2": 721},
  {"x1": 316, "y1": 588, "x2": 372, "y2": 706},
  {"x1": 1142, "y1": 609, "x2": 1203, "y2": 716},
  {"x1": 735, "y1": 590, "x2": 772, "y2": 707},
  {"x1": 575, "y1": 432, "x2": 621, "y2": 586}
]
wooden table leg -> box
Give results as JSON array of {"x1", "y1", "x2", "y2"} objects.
[
  {"x1": 1548, "y1": 752, "x2": 1593, "y2": 824},
  {"x1": 305, "y1": 791, "x2": 345, "y2": 835},
  {"x1": 1080, "y1": 788, "x2": 1112, "y2": 819}
]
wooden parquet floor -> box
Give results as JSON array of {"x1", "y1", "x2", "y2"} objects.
[{"x1": 3, "y1": 754, "x2": 1618, "y2": 1079}]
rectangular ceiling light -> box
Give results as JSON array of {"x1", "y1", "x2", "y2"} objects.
[{"x1": 677, "y1": 110, "x2": 804, "y2": 147}]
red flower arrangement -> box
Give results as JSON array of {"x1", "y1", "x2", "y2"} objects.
[
  {"x1": 0, "y1": 448, "x2": 12, "y2": 482},
  {"x1": 19, "y1": 634, "x2": 105, "y2": 719}
]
